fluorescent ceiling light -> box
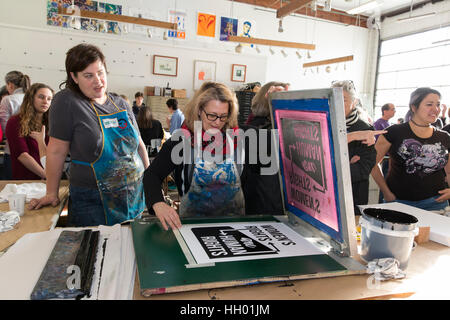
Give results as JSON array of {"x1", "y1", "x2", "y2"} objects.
[
  {"x1": 347, "y1": 1, "x2": 382, "y2": 15},
  {"x1": 397, "y1": 12, "x2": 436, "y2": 23}
]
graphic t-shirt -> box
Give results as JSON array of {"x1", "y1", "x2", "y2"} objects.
[{"x1": 384, "y1": 122, "x2": 450, "y2": 201}]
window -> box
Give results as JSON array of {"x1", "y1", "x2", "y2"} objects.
[{"x1": 374, "y1": 25, "x2": 450, "y2": 123}]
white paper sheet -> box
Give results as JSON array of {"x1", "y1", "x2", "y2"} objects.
[
  {"x1": 178, "y1": 222, "x2": 324, "y2": 264},
  {"x1": 0, "y1": 225, "x2": 136, "y2": 300}
]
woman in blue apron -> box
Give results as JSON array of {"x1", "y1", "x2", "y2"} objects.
[
  {"x1": 29, "y1": 44, "x2": 149, "y2": 226},
  {"x1": 143, "y1": 82, "x2": 244, "y2": 231}
]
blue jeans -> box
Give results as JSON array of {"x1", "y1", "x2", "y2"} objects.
[
  {"x1": 392, "y1": 196, "x2": 448, "y2": 211},
  {"x1": 67, "y1": 184, "x2": 106, "y2": 227}
]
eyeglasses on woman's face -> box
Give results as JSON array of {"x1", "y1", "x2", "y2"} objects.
[{"x1": 202, "y1": 109, "x2": 229, "y2": 122}]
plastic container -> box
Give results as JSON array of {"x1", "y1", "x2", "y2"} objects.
[{"x1": 360, "y1": 208, "x2": 419, "y2": 270}]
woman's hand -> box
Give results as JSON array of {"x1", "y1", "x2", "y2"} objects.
[
  {"x1": 29, "y1": 125, "x2": 46, "y2": 144},
  {"x1": 382, "y1": 190, "x2": 397, "y2": 203},
  {"x1": 436, "y1": 188, "x2": 450, "y2": 202},
  {"x1": 347, "y1": 130, "x2": 387, "y2": 146},
  {"x1": 153, "y1": 201, "x2": 182, "y2": 231},
  {"x1": 28, "y1": 194, "x2": 60, "y2": 210}
]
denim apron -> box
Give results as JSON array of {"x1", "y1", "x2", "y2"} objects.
[
  {"x1": 72, "y1": 96, "x2": 145, "y2": 225},
  {"x1": 179, "y1": 151, "x2": 245, "y2": 217}
]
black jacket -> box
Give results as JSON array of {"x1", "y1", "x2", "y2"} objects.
[
  {"x1": 347, "y1": 119, "x2": 377, "y2": 214},
  {"x1": 240, "y1": 116, "x2": 284, "y2": 215}
]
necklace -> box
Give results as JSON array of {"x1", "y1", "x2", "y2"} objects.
[{"x1": 410, "y1": 118, "x2": 430, "y2": 128}]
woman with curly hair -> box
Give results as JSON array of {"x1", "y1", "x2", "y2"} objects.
[{"x1": 5, "y1": 83, "x2": 53, "y2": 180}]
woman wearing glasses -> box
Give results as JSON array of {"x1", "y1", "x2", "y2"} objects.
[
  {"x1": 332, "y1": 80, "x2": 377, "y2": 215},
  {"x1": 144, "y1": 82, "x2": 243, "y2": 230},
  {"x1": 372, "y1": 87, "x2": 450, "y2": 211}
]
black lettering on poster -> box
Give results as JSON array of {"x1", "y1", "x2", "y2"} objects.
[
  {"x1": 191, "y1": 225, "x2": 296, "y2": 260},
  {"x1": 281, "y1": 118, "x2": 327, "y2": 192}
]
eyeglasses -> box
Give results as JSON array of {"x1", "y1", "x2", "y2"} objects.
[{"x1": 202, "y1": 109, "x2": 229, "y2": 122}]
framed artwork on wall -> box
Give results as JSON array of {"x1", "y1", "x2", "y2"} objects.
[
  {"x1": 153, "y1": 55, "x2": 178, "y2": 77},
  {"x1": 231, "y1": 64, "x2": 246, "y2": 82},
  {"x1": 194, "y1": 60, "x2": 216, "y2": 90}
]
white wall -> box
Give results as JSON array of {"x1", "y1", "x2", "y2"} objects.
[{"x1": 0, "y1": 0, "x2": 371, "y2": 105}]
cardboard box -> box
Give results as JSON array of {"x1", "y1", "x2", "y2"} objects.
[
  {"x1": 172, "y1": 89, "x2": 187, "y2": 98},
  {"x1": 145, "y1": 86, "x2": 155, "y2": 96}
]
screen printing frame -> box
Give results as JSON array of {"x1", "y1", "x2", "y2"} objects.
[{"x1": 269, "y1": 88, "x2": 357, "y2": 257}]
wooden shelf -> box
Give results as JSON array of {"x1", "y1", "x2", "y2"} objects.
[
  {"x1": 228, "y1": 35, "x2": 315, "y2": 50},
  {"x1": 303, "y1": 55, "x2": 353, "y2": 68}
]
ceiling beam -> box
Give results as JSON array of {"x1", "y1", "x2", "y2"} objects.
[
  {"x1": 276, "y1": 0, "x2": 312, "y2": 19},
  {"x1": 232, "y1": 0, "x2": 368, "y2": 28}
]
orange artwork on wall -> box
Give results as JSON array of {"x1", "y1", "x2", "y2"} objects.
[{"x1": 197, "y1": 12, "x2": 216, "y2": 37}]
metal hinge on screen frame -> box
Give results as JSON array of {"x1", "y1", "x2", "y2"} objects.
[{"x1": 330, "y1": 238, "x2": 347, "y2": 257}]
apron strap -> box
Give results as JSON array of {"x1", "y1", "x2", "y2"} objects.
[{"x1": 71, "y1": 159, "x2": 91, "y2": 166}]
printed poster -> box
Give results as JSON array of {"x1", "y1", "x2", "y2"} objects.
[
  {"x1": 220, "y1": 16, "x2": 238, "y2": 41},
  {"x1": 275, "y1": 110, "x2": 339, "y2": 232},
  {"x1": 179, "y1": 222, "x2": 324, "y2": 264},
  {"x1": 168, "y1": 9, "x2": 186, "y2": 39},
  {"x1": 197, "y1": 12, "x2": 216, "y2": 37}
]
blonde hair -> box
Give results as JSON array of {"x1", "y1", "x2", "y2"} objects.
[
  {"x1": 18, "y1": 83, "x2": 53, "y2": 137},
  {"x1": 183, "y1": 82, "x2": 238, "y2": 131},
  {"x1": 251, "y1": 81, "x2": 289, "y2": 117}
]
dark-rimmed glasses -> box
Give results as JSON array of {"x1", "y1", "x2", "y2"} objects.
[{"x1": 202, "y1": 109, "x2": 229, "y2": 122}]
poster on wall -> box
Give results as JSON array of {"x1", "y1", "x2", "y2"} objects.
[
  {"x1": 220, "y1": 16, "x2": 238, "y2": 41},
  {"x1": 168, "y1": 9, "x2": 187, "y2": 39},
  {"x1": 238, "y1": 19, "x2": 254, "y2": 47},
  {"x1": 196, "y1": 12, "x2": 216, "y2": 37},
  {"x1": 194, "y1": 60, "x2": 216, "y2": 90},
  {"x1": 179, "y1": 222, "x2": 324, "y2": 264},
  {"x1": 46, "y1": 0, "x2": 72, "y2": 27},
  {"x1": 275, "y1": 110, "x2": 339, "y2": 232}
]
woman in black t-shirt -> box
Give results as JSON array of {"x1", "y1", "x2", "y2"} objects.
[{"x1": 372, "y1": 87, "x2": 450, "y2": 211}]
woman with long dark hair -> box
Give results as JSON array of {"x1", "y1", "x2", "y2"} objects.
[{"x1": 6, "y1": 83, "x2": 53, "y2": 179}]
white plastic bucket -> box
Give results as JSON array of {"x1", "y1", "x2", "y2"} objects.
[{"x1": 360, "y1": 208, "x2": 419, "y2": 270}]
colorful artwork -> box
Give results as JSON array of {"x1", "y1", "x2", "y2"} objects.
[
  {"x1": 239, "y1": 20, "x2": 254, "y2": 47},
  {"x1": 46, "y1": 0, "x2": 122, "y2": 35},
  {"x1": 46, "y1": 0, "x2": 71, "y2": 27},
  {"x1": 168, "y1": 9, "x2": 186, "y2": 39},
  {"x1": 194, "y1": 60, "x2": 216, "y2": 90},
  {"x1": 220, "y1": 17, "x2": 238, "y2": 41},
  {"x1": 275, "y1": 110, "x2": 339, "y2": 232},
  {"x1": 75, "y1": 0, "x2": 98, "y2": 11},
  {"x1": 197, "y1": 12, "x2": 216, "y2": 37}
]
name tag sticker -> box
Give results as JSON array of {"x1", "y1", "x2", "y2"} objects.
[{"x1": 103, "y1": 118, "x2": 119, "y2": 128}]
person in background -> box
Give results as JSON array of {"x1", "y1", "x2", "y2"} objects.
[
  {"x1": 137, "y1": 106, "x2": 164, "y2": 158},
  {"x1": 0, "y1": 86, "x2": 8, "y2": 102},
  {"x1": 241, "y1": 81, "x2": 289, "y2": 216},
  {"x1": 397, "y1": 117, "x2": 404, "y2": 124},
  {"x1": 144, "y1": 82, "x2": 243, "y2": 230},
  {"x1": 373, "y1": 103, "x2": 396, "y2": 202},
  {"x1": 372, "y1": 87, "x2": 450, "y2": 211},
  {"x1": 0, "y1": 71, "x2": 31, "y2": 180},
  {"x1": 28, "y1": 43, "x2": 149, "y2": 227},
  {"x1": 120, "y1": 94, "x2": 131, "y2": 107},
  {"x1": 132, "y1": 91, "x2": 145, "y2": 118},
  {"x1": 6, "y1": 83, "x2": 53, "y2": 180},
  {"x1": 332, "y1": 80, "x2": 377, "y2": 215},
  {"x1": 166, "y1": 98, "x2": 184, "y2": 134}
]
